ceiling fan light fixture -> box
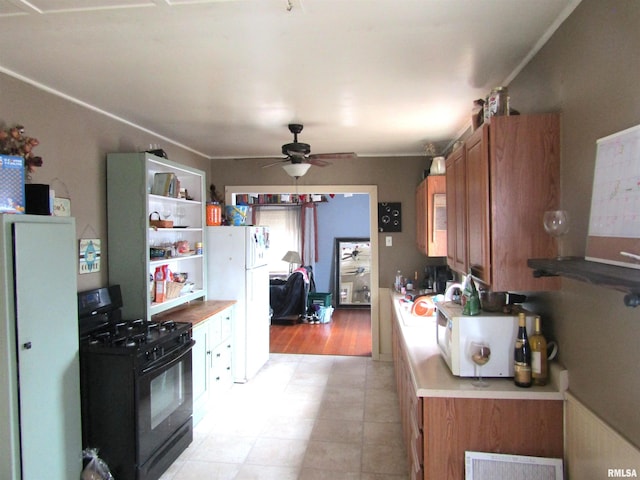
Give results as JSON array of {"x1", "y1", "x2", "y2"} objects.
[{"x1": 282, "y1": 163, "x2": 311, "y2": 178}]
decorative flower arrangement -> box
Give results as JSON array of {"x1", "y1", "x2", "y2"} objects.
[{"x1": 0, "y1": 125, "x2": 43, "y2": 174}]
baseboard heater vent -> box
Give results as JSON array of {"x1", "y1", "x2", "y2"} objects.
[{"x1": 465, "y1": 451, "x2": 564, "y2": 480}]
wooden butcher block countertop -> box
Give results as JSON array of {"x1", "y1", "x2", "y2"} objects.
[{"x1": 152, "y1": 299, "x2": 236, "y2": 326}]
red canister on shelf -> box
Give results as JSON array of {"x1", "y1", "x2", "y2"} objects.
[{"x1": 206, "y1": 202, "x2": 222, "y2": 226}]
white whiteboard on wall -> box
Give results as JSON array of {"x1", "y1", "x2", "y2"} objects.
[{"x1": 586, "y1": 123, "x2": 640, "y2": 269}]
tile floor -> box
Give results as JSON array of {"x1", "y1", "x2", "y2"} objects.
[{"x1": 160, "y1": 354, "x2": 409, "y2": 480}]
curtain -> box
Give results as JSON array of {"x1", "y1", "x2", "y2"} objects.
[
  {"x1": 300, "y1": 202, "x2": 318, "y2": 269},
  {"x1": 254, "y1": 206, "x2": 301, "y2": 273}
]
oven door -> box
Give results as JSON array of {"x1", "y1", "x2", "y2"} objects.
[{"x1": 136, "y1": 342, "x2": 194, "y2": 474}]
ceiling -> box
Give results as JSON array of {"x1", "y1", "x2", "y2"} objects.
[{"x1": 0, "y1": 0, "x2": 580, "y2": 160}]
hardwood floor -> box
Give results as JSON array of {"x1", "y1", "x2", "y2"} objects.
[{"x1": 269, "y1": 308, "x2": 372, "y2": 356}]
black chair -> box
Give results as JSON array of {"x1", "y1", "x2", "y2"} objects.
[{"x1": 270, "y1": 266, "x2": 316, "y2": 322}]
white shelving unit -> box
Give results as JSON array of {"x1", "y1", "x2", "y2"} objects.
[{"x1": 107, "y1": 152, "x2": 206, "y2": 320}]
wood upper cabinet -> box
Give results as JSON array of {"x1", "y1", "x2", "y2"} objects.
[
  {"x1": 448, "y1": 113, "x2": 561, "y2": 292},
  {"x1": 465, "y1": 125, "x2": 491, "y2": 284},
  {"x1": 416, "y1": 175, "x2": 447, "y2": 257},
  {"x1": 445, "y1": 146, "x2": 467, "y2": 273}
]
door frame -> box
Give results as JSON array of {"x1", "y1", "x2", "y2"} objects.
[{"x1": 225, "y1": 185, "x2": 380, "y2": 360}]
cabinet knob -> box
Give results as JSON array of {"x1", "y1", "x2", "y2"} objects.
[
  {"x1": 206, "y1": 350, "x2": 212, "y2": 355},
  {"x1": 23, "y1": 341, "x2": 32, "y2": 350}
]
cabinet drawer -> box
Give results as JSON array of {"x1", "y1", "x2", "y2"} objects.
[
  {"x1": 209, "y1": 313, "x2": 223, "y2": 346},
  {"x1": 410, "y1": 395, "x2": 423, "y2": 427},
  {"x1": 220, "y1": 311, "x2": 232, "y2": 339},
  {"x1": 411, "y1": 427, "x2": 424, "y2": 467},
  {"x1": 211, "y1": 366, "x2": 233, "y2": 389},
  {"x1": 211, "y1": 343, "x2": 232, "y2": 372},
  {"x1": 410, "y1": 440, "x2": 424, "y2": 480},
  {"x1": 211, "y1": 343, "x2": 233, "y2": 390},
  {"x1": 410, "y1": 465, "x2": 424, "y2": 480}
]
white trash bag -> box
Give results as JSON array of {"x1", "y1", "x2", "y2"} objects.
[{"x1": 81, "y1": 448, "x2": 114, "y2": 480}]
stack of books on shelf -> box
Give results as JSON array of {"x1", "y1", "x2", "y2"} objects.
[{"x1": 235, "y1": 193, "x2": 327, "y2": 205}]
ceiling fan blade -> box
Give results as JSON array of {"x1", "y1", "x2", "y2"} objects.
[
  {"x1": 234, "y1": 156, "x2": 282, "y2": 162},
  {"x1": 309, "y1": 152, "x2": 357, "y2": 160},
  {"x1": 307, "y1": 158, "x2": 331, "y2": 167},
  {"x1": 261, "y1": 158, "x2": 289, "y2": 168}
]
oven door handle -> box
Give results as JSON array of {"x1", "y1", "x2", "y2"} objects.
[{"x1": 140, "y1": 339, "x2": 195, "y2": 376}]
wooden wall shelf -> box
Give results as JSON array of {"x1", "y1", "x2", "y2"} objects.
[{"x1": 528, "y1": 257, "x2": 640, "y2": 307}]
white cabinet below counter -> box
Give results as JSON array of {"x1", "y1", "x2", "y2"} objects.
[
  {"x1": 153, "y1": 300, "x2": 236, "y2": 427},
  {"x1": 191, "y1": 305, "x2": 235, "y2": 425},
  {"x1": 390, "y1": 293, "x2": 565, "y2": 479}
]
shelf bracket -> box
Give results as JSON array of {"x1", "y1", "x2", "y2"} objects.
[
  {"x1": 624, "y1": 294, "x2": 640, "y2": 308},
  {"x1": 528, "y1": 258, "x2": 640, "y2": 308},
  {"x1": 532, "y1": 269, "x2": 558, "y2": 279}
]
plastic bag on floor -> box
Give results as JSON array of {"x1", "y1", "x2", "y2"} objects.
[{"x1": 81, "y1": 448, "x2": 114, "y2": 480}]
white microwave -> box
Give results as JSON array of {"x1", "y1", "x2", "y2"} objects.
[{"x1": 436, "y1": 301, "x2": 535, "y2": 377}]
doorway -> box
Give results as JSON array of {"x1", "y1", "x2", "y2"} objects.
[
  {"x1": 270, "y1": 309, "x2": 371, "y2": 356},
  {"x1": 224, "y1": 185, "x2": 380, "y2": 358}
]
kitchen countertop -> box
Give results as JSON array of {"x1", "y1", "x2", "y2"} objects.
[
  {"x1": 391, "y1": 292, "x2": 568, "y2": 400},
  {"x1": 152, "y1": 299, "x2": 237, "y2": 326}
]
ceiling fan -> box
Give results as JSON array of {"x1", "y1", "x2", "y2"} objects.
[
  {"x1": 261, "y1": 124, "x2": 357, "y2": 177},
  {"x1": 341, "y1": 245, "x2": 371, "y2": 261},
  {"x1": 343, "y1": 266, "x2": 370, "y2": 276}
]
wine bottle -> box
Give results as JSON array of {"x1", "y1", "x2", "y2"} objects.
[
  {"x1": 514, "y1": 312, "x2": 532, "y2": 387},
  {"x1": 530, "y1": 315, "x2": 548, "y2": 386}
]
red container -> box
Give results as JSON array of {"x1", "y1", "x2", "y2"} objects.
[{"x1": 206, "y1": 203, "x2": 222, "y2": 226}]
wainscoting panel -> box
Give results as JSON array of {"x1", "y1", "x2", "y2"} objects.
[{"x1": 565, "y1": 392, "x2": 640, "y2": 479}]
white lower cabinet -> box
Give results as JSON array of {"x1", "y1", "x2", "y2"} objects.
[{"x1": 192, "y1": 305, "x2": 234, "y2": 425}]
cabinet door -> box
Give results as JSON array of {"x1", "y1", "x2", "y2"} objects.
[
  {"x1": 488, "y1": 114, "x2": 561, "y2": 291},
  {"x1": 415, "y1": 180, "x2": 427, "y2": 254},
  {"x1": 446, "y1": 147, "x2": 467, "y2": 273},
  {"x1": 465, "y1": 126, "x2": 491, "y2": 285},
  {"x1": 14, "y1": 221, "x2": 81, "y2": 480},
  {"x1": 424, "y1": 397, "x2": 563, "y2": 479},
  {"x1": 191, "y1": 322, "x2": 209, "y2": 425},
  {"x1": 426, "y1": 176, "x2": 447, "y2": 257}
]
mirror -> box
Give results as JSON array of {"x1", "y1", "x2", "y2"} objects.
[{"x1": 335, "y1": 238, "x2": 371, "y2": 308}]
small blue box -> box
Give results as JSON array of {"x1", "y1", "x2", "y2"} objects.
[
  {"x1": 317, "y1": 306, "x2": 334, "y2": 324},
  {"x1": 0, "y1": 155, "x2": 25, "y2": 214}
]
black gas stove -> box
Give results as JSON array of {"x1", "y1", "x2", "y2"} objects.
[
  {"x1": 78, "y1": 285, "x2": 194, "y2": 480},
  {"x1": 81, "y1": 316, "x2": 192, "y2": 371}
]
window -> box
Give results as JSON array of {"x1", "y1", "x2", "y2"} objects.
[{"x1": 254, "y1": 206, "x2": 301, "y2": 274}]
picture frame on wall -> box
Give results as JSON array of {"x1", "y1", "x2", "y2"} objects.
[
  {"x1": 79, "y1": 238, "x2": 101, "y2": 274},
  {"x1": 378, "y1": 202, "x2": 401, "y2": 232}
]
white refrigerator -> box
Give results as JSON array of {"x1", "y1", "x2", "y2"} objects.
[
  {"x1": 0, "y1": 215, "x2": 81, "y2": 480},
  {"x1": 207, "y1": 226, "x2": 270, "y2": 383}
]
